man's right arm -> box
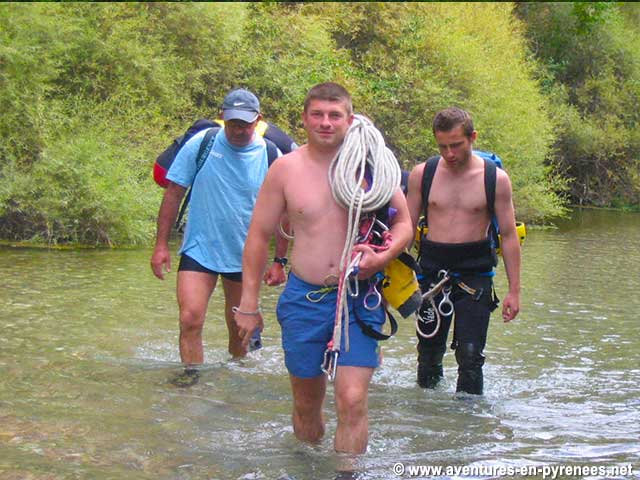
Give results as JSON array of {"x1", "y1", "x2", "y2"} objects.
[
  {"x1": 150, "y1": 182, "x2": 186, "y2": 280},
  {"x1": 406, "y1": 163, "x2": 425, "y2": 248},
  {"x1": 263, "y1": 213, "x2": 290, "y2": 286},
  {"x1": 235, "y1": 160, "x2": 288, "y2": 349},
  {"x1": 494, "y1": 170, "x2": 521, "y2": 322}
]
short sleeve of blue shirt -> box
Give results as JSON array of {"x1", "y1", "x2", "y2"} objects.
[{"x1": 166, "y1": 130, "x2": 209, "y2": 188}]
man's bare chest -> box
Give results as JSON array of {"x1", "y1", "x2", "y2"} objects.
[
  {"x1": 285, "y1": 169, "x2": 344, "y2": 224},
  {"x1": 428, "y1": 171, "x2": 487, "y2": 216}
]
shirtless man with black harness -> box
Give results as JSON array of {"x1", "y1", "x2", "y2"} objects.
[{"x1": 406, "y1": 107, "x2": 521, "y2": 395}]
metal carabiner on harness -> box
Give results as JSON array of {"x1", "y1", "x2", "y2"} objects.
[
  {"x1": 363, "y1": 283, "x2": 382, "y2": 311},
  {"x1": 416, "y1": 269, "x2": 451, "y2": 339},
  {"x1": 421, "y1": 269, "x2": 450, "y2": 301},
  {"x1": 321, "y1": 348, "x2": 339, "y2": 382},
  {"x1": 345, "y1": 252, "x2": 363, "y2": 298},
  {"x1": 438, "y1": 285, "x2": 454, "y2": 317}
]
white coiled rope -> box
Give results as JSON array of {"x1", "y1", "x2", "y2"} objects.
[{"x1": 327, "y1": 114, "x2": 401, "y2": 358}]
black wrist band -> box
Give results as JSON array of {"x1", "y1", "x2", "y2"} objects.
[{"x1": 273, "y1": 256, "x2": 288, "y2": 266}]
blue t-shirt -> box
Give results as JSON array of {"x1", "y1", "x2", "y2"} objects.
[{"x1": 166, "y1": 128, "x2": 268, "y2": 272}]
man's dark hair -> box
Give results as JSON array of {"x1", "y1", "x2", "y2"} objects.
[
  {"x1": 304, "y1": 82, "x2": 353, "y2": 114},
  {"x1": 432, "y1": 107, "x2": 474, "y2": 138}
]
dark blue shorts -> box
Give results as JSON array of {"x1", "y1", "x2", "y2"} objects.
[
  {"x1": 276, "y1": 272, "x2": 385, "y2": 378},
  {"x1": 178, "y1": 254, "x2": 242, "y2": 282}
]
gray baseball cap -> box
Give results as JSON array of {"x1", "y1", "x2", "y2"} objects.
[{"x1": 222, "y1": 89, "x2": 260, "y2": 123}]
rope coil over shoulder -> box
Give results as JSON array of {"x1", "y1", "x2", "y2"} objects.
[{"x1": 321, "y1": 114, "x2": 401, "y2": 381}]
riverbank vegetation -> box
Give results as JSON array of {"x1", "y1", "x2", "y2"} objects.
[{"x1": 1, "y1": 3, "x2": 638, "y2": 245}]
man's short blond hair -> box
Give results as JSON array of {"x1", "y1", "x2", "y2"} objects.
[{"x1": 303, "y1": 82, "x2": 353, "y2": 114}]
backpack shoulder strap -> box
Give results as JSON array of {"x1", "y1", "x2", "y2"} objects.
[
  {"x1": 265, "y1": 138, "x2": 279, "y2": 167},
  {"x1": 483, "y1": 158, "x2": 497, "y2": 217},
  {"x1": 195, "y1": 127, "x2": 220, "y2": 174},
  {"x1": 175, "y1": 127, "x2": 219, "y2": 230},
  {"x1": 483, "y1": 158, "x2": 500, "y2": 249},
  {"x1": 421, "y1": 156, "x2": 440, "y2": 224}
]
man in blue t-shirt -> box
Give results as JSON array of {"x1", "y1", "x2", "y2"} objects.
[{"x1": 151, "y1": 89, "x2": 288, "y2": 386}]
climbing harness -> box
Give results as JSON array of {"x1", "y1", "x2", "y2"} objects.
[
  {"x1": 416, "y1": 270, "x2": 450, "y2": 339},
  {"x1": 417, "y1": 155, "x2": 527, "y2": 256},
  {"x1": 415, "y1": 269, "x2": 493, "y2": 340},
  {"x1": 322, "y1": 114, "x2": 401, "y2": 381}
]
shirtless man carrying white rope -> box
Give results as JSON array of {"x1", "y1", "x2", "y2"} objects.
[{"x1": 234, "y1": 83, "x2": 412, "y2": 454}]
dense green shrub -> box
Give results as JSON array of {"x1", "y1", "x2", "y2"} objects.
[
  {"x1": 0, "y1": 3, "x2": 230, "y2": 244},
  {"x1": 3, "y1": 2, "x2": 638, "y2": 245},
  {"x1": 309, "y1": 2, "x2": 565, "y2": 222},
  {"x1": 515, "y1": 2, "x2": 640, "y2": 207}
]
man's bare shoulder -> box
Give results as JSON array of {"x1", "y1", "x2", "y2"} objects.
[
  {"x1": 410, "y1": 161, "x2": 426, "y2": 176},
  {"x1": 495, "y1": 165, "x2": 511, "y2": 181},
  {"x1": 282, "y1": 144, "x2": 308, "y2": 161},
  {"x1": 408, "y1": 162, "x2": 426, "y2": 192},
  {"x1": 495, "y1": 166, "x2": 514, "y2": 196},
  {"x1": 269, "y1": 145, "x2": 304, "y2": 173}
]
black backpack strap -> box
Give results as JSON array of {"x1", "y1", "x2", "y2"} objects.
[
  {"x1": 484, "y1": 158, "x2": 497, "y2": 217},
  {"x1": 195, "y1": 127, "x2": 219, "y2": 174},
  {"x1": 397, "y1": 250, "x2": 422, "y2": 275},
  {"x1": 265, "y1": 138, "x2": 279, "y2": 167},
  {"x1": 483, "y1": 158, "x2": 500, "y2": 248},
  {"x1": 175, "y1": 128, "x2": 219, "y2": 229},
  {"x1": 421, "y1": 156, "x2": 440, "y2": 225},
  {"x1": 356, "y1": 307, "x2": 398, "y2": 341}
]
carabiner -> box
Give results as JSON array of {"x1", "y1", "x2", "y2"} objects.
[
  {"x1": 358, "y1": 217, "x2": 376, "y2": 243},
  {"x1": 321, "y1": 349, "x2": 339, "y2": 382},
  {"x1": 438, "y1": 285, "x2": 454, "y2": 317},
  {"x1": 363, "y1": 284, "x2": 382, "y2": 311},
  {"x1": 346, "y1": 276, "x2": 360, "y2": 298},
  {"x1": 345, "y1": 252, "x2": 363, "y2": 298}
]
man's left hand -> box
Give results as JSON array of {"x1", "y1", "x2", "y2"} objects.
[
  {"x1": 502, "y1": 291, "x2": 520, "y2": 322},
  {"x1": 351, "y1": 244, "x2": 387, "y2": 280},
  {"x1": 263, "y1": 263, "x2": 286, "y2": 286}
]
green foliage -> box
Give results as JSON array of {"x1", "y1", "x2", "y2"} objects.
[
  {"x1": 0, "y1": 109, "x2": 157, "y2": 245},
  {"x1": 311, "y1": 3, "x2": 564, "y2": 222},
  {"x1": 0, "y1": 3, "x2": 234, "y2": 245},
  {"x1": 516, "y1": 2, "x2": 640, "y2": 207},
  {"x1": 6, "y1": 2, "x2": 639, "y2": 245},
  {"x1": 232, "y1": 3, "x2": 354, "y2": 140}
]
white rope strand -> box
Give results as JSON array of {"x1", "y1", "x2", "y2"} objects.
[{"x1": 327, "y1": 114, "x2": 401, "y2": 360}]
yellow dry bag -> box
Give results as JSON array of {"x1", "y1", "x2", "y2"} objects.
[{"x1": 382, "y1": 251, "x2": 423, "y2": 318}]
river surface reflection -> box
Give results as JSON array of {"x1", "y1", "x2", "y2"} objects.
[{"x1": 1, "y1": 209, "x2": 639, "y2": 479}]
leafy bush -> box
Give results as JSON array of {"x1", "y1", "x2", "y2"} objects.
[
  {"x1": 6, "y1": 2, "x2": 639, "y2": 245},
  {"x1": 516, "y1": 2, "x2": 640, "y2": 207},
  {"x1": 311, "y1": 3, "x2": 564, "y2": 222}
]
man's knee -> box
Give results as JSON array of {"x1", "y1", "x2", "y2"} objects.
[
  {"x1": 455, "y1": 342, "x2": 485, "y2": 368},
  {"x1": 335, "y1": 384, "x2": 367, "y2": 424},
  {"x1": 417, "y1": 341, "x2": 446, "y2": 364},
  {"x1": 417, "y1": 342, "x2": 447, "y2": 389},
  {"x1": 179, "y1": 308, "x2": 205, "y2": 333},
  {"x1": 293, "y1": 391, "x2": 322, "y2": 419}
]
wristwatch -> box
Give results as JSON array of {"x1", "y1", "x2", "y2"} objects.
[{"x1": 273, "y1": 256, "x2": 288, "y2": 266}]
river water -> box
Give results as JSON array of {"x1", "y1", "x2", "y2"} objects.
[{"x1": 1, "y1": 209, "x2": 639, "y2": 479}]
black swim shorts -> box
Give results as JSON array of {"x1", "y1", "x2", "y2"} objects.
[{"x1": 178, "y1": 253, "x2": 242, "y2": 282}]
